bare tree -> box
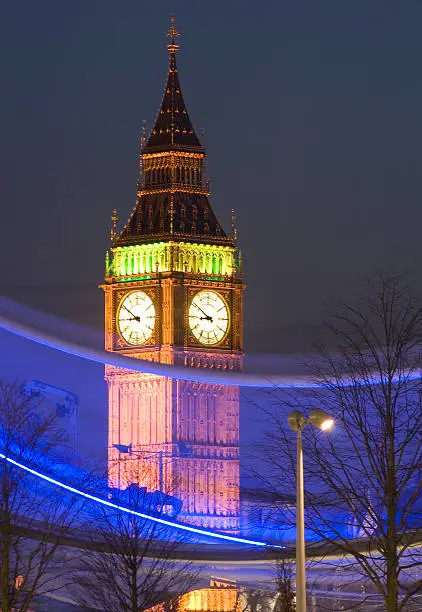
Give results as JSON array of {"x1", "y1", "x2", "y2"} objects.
[
  {"x1": 257, "y1": 274, "x2": 422, "y2": 611},
  {"x1": 274, "y1": 559, "x2": 296, "y2": 611},
  {"x1": 237, "y1": 575, "x2": 295, "y2": 612},
  {"x1": 0, "y1": 381, "x2": 82, "y2": 612},
  {"x1": 74, "y1": 480, "x2": 199, "y2": 611}
]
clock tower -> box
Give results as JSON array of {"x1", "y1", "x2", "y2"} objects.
[{"x1": 103, "y1": 19, "x2": 243, "y2": 532}]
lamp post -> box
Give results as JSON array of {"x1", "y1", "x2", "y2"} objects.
[
  {"x1": 113, "y1": 444, "x2": 164, "y2": 491},
  {"x1": 288, "y1": 409, "x2": 334, "y2": 612},
  {"x1": 113, "y1": 442, "x2": 192, "y2": 492}
]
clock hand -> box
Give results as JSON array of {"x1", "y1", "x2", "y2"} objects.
[
  {"x1": 122, "y1": 305, "x2": 140, "y2": 322},
  {"x1": 194, "y1": 303, "x2": 213, "y2": 321},
  {"x1": 190, "y1": 314, "x2": 213, "y2": 323}
]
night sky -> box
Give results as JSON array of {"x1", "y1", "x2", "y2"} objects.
[{"x1": 2, "y1": 1, "x2": 422, "y2": 353}]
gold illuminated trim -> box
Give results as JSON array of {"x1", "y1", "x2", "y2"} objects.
[
  {"x1": 142, "y1": 151, "x2": 205, "y2": 160},
  {"x1": 137, "y1": 187, "x2": 210, "y2": 196}
]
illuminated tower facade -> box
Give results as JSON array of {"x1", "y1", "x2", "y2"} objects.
[{"x1": 103, "y1": 20, "x2": 243, "y2": 532}]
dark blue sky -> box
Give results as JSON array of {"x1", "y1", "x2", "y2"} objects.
[{"x1": 1, "y1": 1, "x2": 422, "y2": 352}]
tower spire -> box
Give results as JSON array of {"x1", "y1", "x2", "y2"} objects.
[
  {"x1": 114, "y1": 20, "x2": 234, "y2": 248},
  {"x1": 142, "y1": 16, "x2": 202, "y2": 154},
  {"x1": 167, "y1": 14, "x2": 180, "y2": 53}
]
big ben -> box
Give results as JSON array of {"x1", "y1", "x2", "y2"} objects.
[{"x1": 103, "y1": 19, "x2": 243, "y2": 533}]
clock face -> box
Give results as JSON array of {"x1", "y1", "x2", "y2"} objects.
[
  {"x1": 117, "y1": 291, "x2": 155, "y2": 345},
  {"x1": 189, "y1": 290, "x2": 229, "y2": 345}
]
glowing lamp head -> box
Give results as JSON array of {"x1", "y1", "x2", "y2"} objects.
[
  {"x1": 309, "y1": 409, "x2": 334, "y2": 431},
  {"x1": 320, "y1": 418, "x2": 334, "y2": 431}
]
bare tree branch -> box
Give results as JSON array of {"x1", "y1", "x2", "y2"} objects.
[
  {"x1": 0, "y1": 381, "x2": 83, "y2": 612},
  {"x1": 255, "y1": 274, "x2": 422, "y2": 611}
]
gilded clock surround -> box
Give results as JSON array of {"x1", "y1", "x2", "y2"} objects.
[{"x1": 103, "y1": 19, "x2": 244, "y2": 533}]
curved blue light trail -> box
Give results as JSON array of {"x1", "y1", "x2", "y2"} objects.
[
  {"x1": 0, "y1": 315, "x2": 307, "y2": 388},
  {"x1": 1, "y1": 314, "x2": 421, "y2": 388},
  {"x1": 1, "y1": 307, "x2": 419, "y2": 547},
  {"x1": 0, "y1": 451, "x2": 272, "y2": 548}
]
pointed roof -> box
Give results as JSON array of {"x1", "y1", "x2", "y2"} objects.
[
  {"x1": 142, "y1": 18, "x2": 203, "y2": 154},
  {"x1": 115, "y1": 192, "x2": 230, "y2": 247},
  {"x1": 113, "y1": 18, "x2": 234, "y2": 249}
]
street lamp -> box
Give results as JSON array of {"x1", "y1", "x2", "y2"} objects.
[
  {"x1": 113, "y1": 444, "x2": 164, "y2": 491},
  {"x1": 113, "y1": 442, "x2": 193, "y2": 492},
  {"x1": 288, "y1": 408, "x2": 334, "y2": 612}
]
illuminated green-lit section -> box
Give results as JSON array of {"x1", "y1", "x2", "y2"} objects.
[
  {"x1": 106, "y1": 242, "x2": 235, "y2": 278},
  {"x1": 115, "y1": 275, "x2": 152, "y2": 283}
]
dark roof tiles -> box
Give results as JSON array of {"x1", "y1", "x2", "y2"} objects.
[
  {"x1": 115, "y1": 192, "x2": 231, "y2": 247},
  {"x1": 142, "y1": 51, "x2": 203, "y2": 154}
]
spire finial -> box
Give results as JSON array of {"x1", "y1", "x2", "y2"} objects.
[
  {"x1": 110, "y1": 208, "x2": 118, "y2": 242},
  {"x1": 167, "y1": 14, "x2": 180, "y2": 53},
  {"x1": 139, "y1": 120, "x2": 147, "y2": 188},
  {"x1": 140, "y1": 120, "x2": 147, "y2": 147},
  {"x1": 231, "y1": 209, "x2": 237, "y2": 246}
]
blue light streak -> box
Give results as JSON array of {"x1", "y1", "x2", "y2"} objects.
[
  {"x1": 2, "y1": 314, "x2": 421, "y2": 388},
  {"x1": 0, "y1": 451, "x2": 269, "y2": 548},
  {"x1": 0, "y1": 315, "x2": 312, "y2": 388}
]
